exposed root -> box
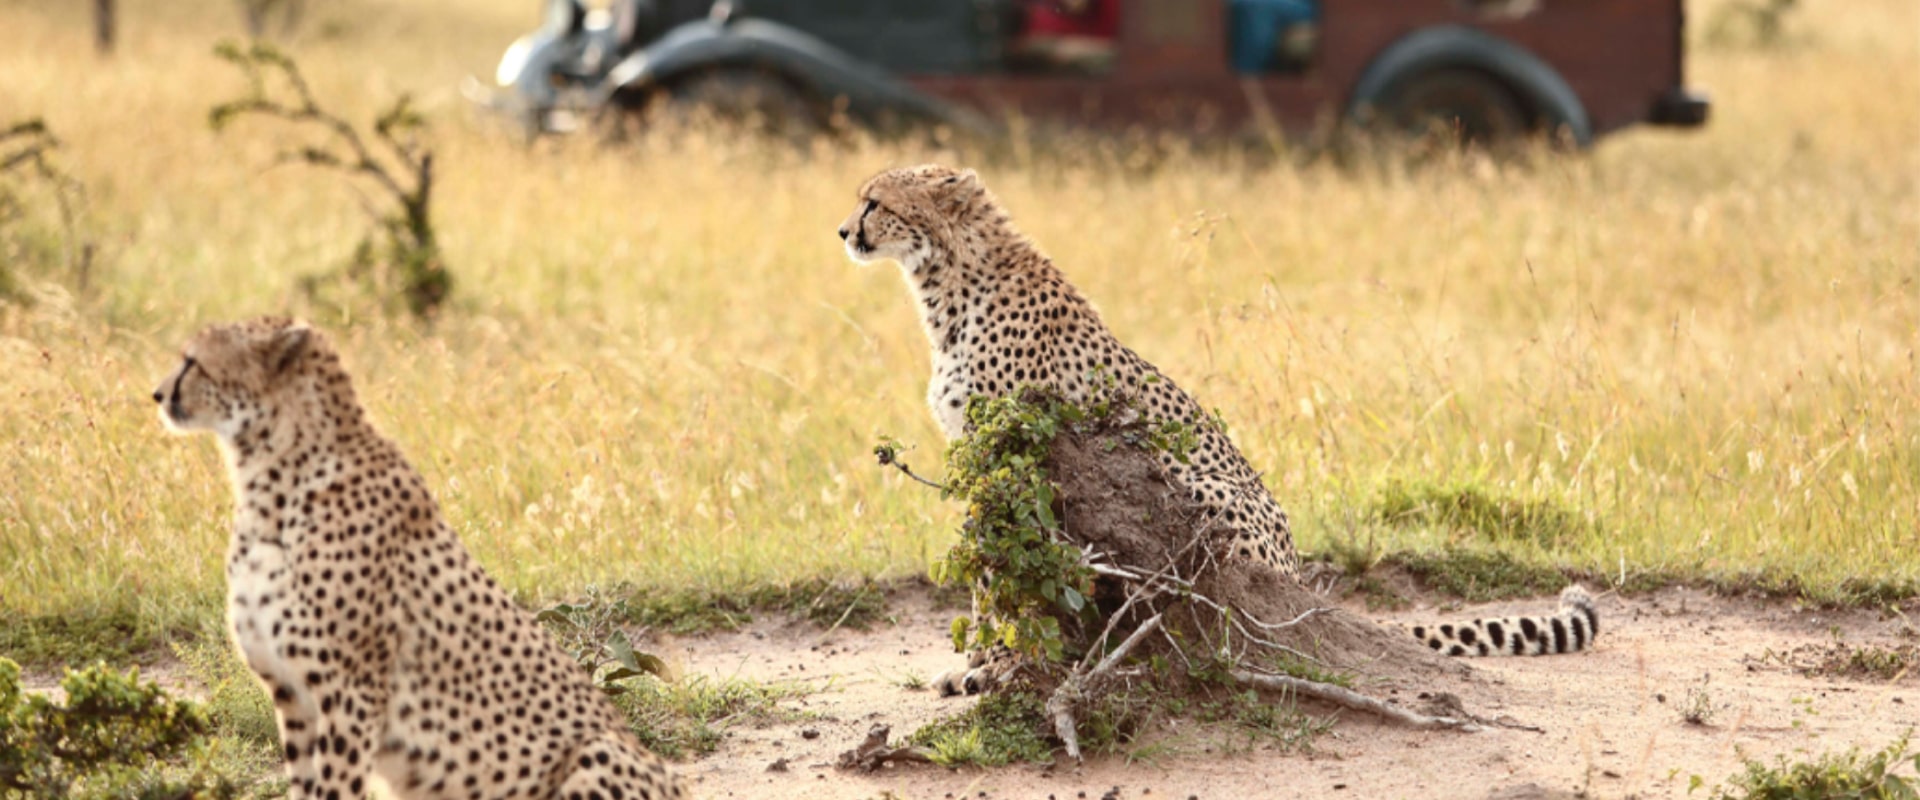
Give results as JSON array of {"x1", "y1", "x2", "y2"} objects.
[{"x1": 1229, "y1": 670, "x2": 1482, "y2": 732}]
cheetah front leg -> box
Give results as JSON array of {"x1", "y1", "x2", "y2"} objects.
[
  {"x1": 553, "y1": 731, "x2": 686, "y2": 800},
  {"x1": 932, "y1": 645, "x2": 1023, "y2": 697},
  {"x1": 282, "y1": 683, "x2": 381, "y2": 800},
  {"x1": 932, "y1": 588, "x2": 1023, "y2": 697},
  {"x1": 262, "y1": 677, "x2": 327, "y2": 796}
]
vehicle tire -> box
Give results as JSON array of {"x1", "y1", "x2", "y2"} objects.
[
  {"x1": 654, "y1": 68, "x2": 823, "y2": 139},
  {"x1": 1379, "y1": 67, "x2": 1529, "y2": 145}
]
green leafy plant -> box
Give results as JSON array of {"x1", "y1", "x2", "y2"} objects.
[
  {"x1": 1703, "y1": 732, "x2": 1919, "y2": 799},
  {"x1": 535, "y1": 588, "x2": 669, "y2": 692},
  {"x1": 927, "y1": 390, "x2": 1110, "y2": 665},
  {"x1": 0, "y1": 657, "x2": 260, "y2": 799},
  {"x1": 209, "y1": 40, "x2": 449, "y2": 318},
  {"x1": 905, "y1": 691, "x2": 1054, "y2": 767}
]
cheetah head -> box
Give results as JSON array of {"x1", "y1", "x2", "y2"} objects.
[
  {"x1": 153, "y1": 316, "x2": 315, "y2": 440},
  {"x1": 838, "y1": 164, "x2": 992, "y2": 269}
]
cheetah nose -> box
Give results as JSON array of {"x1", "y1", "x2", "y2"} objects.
[
  {"x1": 836, "y1": 226, "x2": 849, "y2": 241},
  {"x1": 151, "y1": 389, "x2": 163, "y2": 404}
]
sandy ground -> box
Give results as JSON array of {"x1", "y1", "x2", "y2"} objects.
[
  {"x1": 672, "y1": 583, "x2": 1919, "y2": 800},
  {"x1": 19, "y1": 582, "x2": 1915, "y2": 799}
]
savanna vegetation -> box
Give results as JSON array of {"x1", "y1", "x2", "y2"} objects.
[{"x1": 0, "y1": 0, "x2": 1914, "y2": 690}]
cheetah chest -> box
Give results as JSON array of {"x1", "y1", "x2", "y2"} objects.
[
  {"x1": 927, "y1": 346, "x2": 974, "y2": 440},
  {"x1": 225, "y1": 517, "x2": 309, "y2": 704}
]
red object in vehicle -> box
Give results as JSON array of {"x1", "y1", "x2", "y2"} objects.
[{"x1": 1024, "y1": 0, "x2": 1120, "y2": 39}]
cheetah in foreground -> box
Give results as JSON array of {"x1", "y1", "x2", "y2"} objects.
[
  {"x1": 837, "y1": 165, "x2": 1598, "y2": 694},
  {"x1": 155, "y1": 317, "x2": 684, "y2": 800}
]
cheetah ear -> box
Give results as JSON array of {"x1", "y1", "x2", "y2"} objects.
[
  {"x1": 937, "y1": 168, "x2": 984, "y2": 210},
  {"x1": 263, "y1": 323, "x2": 311, "y2": 377}
]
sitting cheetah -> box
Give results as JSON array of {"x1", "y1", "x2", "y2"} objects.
[
  {"x1": 155, "y1": 317, "x2": 684, "y2": 800},
  {"x1": 837, "y1": 165, "x2": 1598, "y2": 694}
]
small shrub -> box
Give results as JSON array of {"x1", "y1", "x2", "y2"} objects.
[
  {"x1": 0, "y1": 657, "x2": 259, "y2": 799},
  {"x1": 0, "y1": 119, "x2": 94, "y2": 299},
  {"x1": 1704, "y1": 732, "x2": 1919, "y2": 799},
  {"x1": 1680, "y1": 673, "x2": 1719, "y2": 727},
  {"x1": 925, "y1": 385, "x2": 1198, "y2": 666},
  {"x1": 906, "y1": 691, "x2": 1054, "y2": 767},
  {"x1": 209, "y1": 40, "x2": 449, "y2": 319},
  {"x1": 535, "y1": 588, "x2": 669, "y2": 692}
]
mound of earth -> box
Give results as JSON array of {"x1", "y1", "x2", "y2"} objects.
[{"x1": 1038, "y1": 415, "x2": 1475, "y2": 699}]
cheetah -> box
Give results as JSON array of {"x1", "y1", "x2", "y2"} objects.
[
  {"x1": 154, "y1": 317, "x2": 684, "y2": 800},
  {"x1": 837, "y1": 165, "x2": 1598, "y2": 694}
]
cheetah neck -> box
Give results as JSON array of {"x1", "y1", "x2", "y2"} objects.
[
  {"x1": 902, "y1": 225, "x2": 1044, "y2": 352},
  {"x1": 220, "y1": 370, "x2": 377, "y2": 494}
]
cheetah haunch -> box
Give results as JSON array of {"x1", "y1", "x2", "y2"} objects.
[
  {"x1": 156, "y1": 317, "x2": 684, "y2": 800},
  {"x1": 838, "y1": 165, "x2": 1598, "y2": 694}
]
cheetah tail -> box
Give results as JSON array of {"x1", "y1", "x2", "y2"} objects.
[{"x1": 1408, "y1": 584, "x2": 1600, "y2": 657}]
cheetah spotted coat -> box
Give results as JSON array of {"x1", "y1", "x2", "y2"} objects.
[
  {"x1": 156, "y1": 317, "x2": 683, "y2": 800},
  {"x1": 838, "y1": 166, "x2": 1598, "y2": 693}
]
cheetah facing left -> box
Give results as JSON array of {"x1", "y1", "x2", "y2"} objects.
[
  {"x1": 839, "y1": 165, "x2": 1600, "y2": 695},
  {"x1": 155, "y1": 317, "x2": 683, "y2": 800}
]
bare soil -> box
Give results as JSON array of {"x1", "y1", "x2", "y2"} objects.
[
  {"x1": 675, "y1": 581, "x2": 1919, "y2": 800},
  {"x1": 19, "y1": 580, "x2": 1914, "y2": 799}
]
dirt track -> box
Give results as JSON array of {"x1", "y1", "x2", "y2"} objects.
[{"x1": 676, "y1": 583, "x2": 1918, "y2": 800}]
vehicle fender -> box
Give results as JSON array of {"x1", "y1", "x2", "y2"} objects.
[
  {"x1": 600, "y1": 18, "x2": 985, "y2": 131},
  {"x1": 1346, "y1": 25, "x2": 1592, "y2": 146}
]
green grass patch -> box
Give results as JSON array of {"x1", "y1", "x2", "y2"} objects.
[
  {"x1": 1386, "y1": 549, "x2": 1572, "y2": 602},
  {"x1": 610, "y1": 674, "x2": 814, "y2": 761},
  {"x1": 1369, "y1": 479, "x2": 1588, "y2": 549},
  {"x1": 0, "y1": 607, "x2": 200, "y2": 670},
  {"x1": 560, "y1": 578, "x2": 891, "y2": 636},
  {"x1": 906, "y1": 692, "x2": 1055, "y2": 767},
  {"x1": 170, "y1": 624, "x2": 279, "y2": 750},
  {"x1": 1700, "y1": 732, "x2": 1920, "y2": 799}
]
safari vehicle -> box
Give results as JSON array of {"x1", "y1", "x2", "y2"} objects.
[{"x1": 477, "y1": 0, "x2": 1709, "y2": 145}]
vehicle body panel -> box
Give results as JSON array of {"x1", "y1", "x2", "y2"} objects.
[{"x1": 487, "y1": 0, "x2": 1706, "y2": 141}]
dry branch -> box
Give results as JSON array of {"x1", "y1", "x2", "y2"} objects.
[{"x1": 1230, "y1": 670, "x2": 1481, "y2": 731}]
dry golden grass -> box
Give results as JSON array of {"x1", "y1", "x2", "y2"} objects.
[{"x1": 1, "y1": 0, "x2": 1915, "y2": 644}]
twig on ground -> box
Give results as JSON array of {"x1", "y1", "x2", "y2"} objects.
[
  {"x1": 1230, "y1": 670, "x2": 1482, "y2": 731},
  {"x1": 836, "y1": 723, "x2": 937, "y2": 771}
]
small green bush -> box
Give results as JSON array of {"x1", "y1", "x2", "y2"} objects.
[
  {"x1": 1705, "y1": 732, "x2": 1919, "y2": 799},
  {"x1": 905, "y1": 692, "x2": 1054, "y2": 767},
  {"x1": 0, "y1": 657, "x2": 260, "y2": 799}
]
